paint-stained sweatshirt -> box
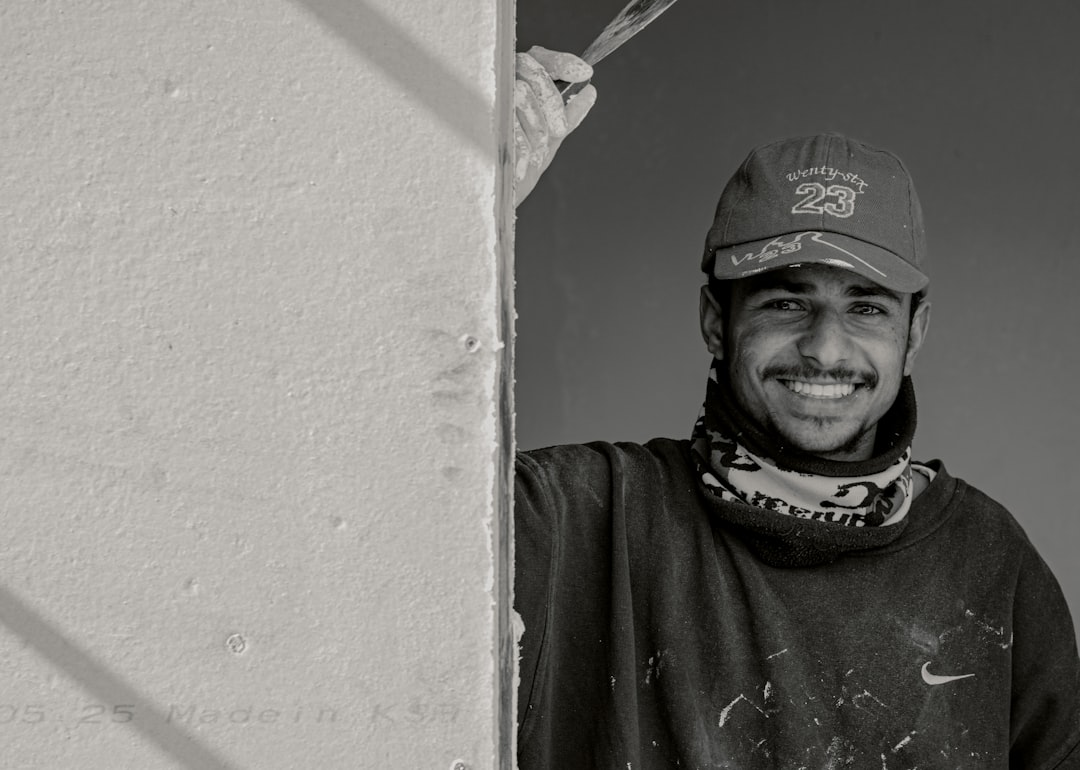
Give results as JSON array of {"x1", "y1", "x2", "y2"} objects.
[{"x1": 515, "y1": 438, "x2": 1080, "y2": 769}]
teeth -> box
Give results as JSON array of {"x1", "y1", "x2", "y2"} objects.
[{"x1": 782, "y1": 380, "x2": 856, "y2": 398}]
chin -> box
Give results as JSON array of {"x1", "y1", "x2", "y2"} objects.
[{"x1": 776, "y1": 421, "x2": 873, "y2": 461}]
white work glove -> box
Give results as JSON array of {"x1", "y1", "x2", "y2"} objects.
[{"x1": 514, "y1": 46, "x2": 597, "y2": 206}]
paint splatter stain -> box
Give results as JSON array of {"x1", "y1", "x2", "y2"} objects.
[
  {"x1": 824, "y1": 736, "x2": 855, "y2": 768},
  {"x1": 851, "y1": 689, "x2": 888, "y2": 711},
  {"x1": 965, "y1": 609, "x2": 1013, "y2": 649},
  {"x1": 643, "y1": 649, "x2": 673, "y2": 685},
  {"x1": 893, "y1": 731, "x2": 916, "y2": 753},
  {"x1": 718, "y1": 689, "x2": 771, "y2": 727}
]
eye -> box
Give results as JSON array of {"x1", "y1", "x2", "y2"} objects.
[
  {"x1": 850, "y1": 304, "x2": 885, "y2": 316},
  {"x1": 766, "y1": 299, "x2": 804, "y2": 312}
]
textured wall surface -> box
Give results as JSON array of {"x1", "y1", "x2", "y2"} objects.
[{"x1": 0, "y1": 1, "x2": 507, "y2": 768}]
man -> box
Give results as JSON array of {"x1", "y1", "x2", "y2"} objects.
[{"x1": 513, "y1": 49, "x2": 1080, "y2": 768}]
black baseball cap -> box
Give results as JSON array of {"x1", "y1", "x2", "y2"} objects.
[{"x1": 702, "y1": 134, "x2": 929, "y2": 293}]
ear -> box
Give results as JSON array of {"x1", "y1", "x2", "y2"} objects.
[
  {"x1": 903, "y1": 298, "x2": 931, "y2": 376},
  {"x1": 699, "y1": 284, "x2": 725, "y2": 360}
]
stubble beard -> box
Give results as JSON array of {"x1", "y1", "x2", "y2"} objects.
[{"x1": 756, "y1": 402, "x2": 876, "y2": 460}]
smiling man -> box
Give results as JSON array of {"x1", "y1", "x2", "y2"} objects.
[{"x1": 513, "y1": 52, "x2": 1080, "y2": 769}]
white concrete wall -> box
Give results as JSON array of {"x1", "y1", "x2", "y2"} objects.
[{"x1": 0, "y1": 1, "x2": 512, "y2": 768}]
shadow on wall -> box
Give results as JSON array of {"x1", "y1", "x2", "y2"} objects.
[
  {"x1": 0, "y1": 583, "x2": 239, "y2": 770},
  {"x1": 290, "y1": 0, "x2": 492, "y2": 153}
]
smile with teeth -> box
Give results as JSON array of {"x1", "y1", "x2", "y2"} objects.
[{"x1": 780, "y1": 380, "x2": 858, "y2": 399}]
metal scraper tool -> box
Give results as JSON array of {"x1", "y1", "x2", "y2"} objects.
[{"x1": 561, "y1": 0, "x2": 682, "y2": 100}]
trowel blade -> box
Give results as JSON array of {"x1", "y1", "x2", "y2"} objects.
[{"x1": 581, "y1": 0, "x2": 681, "y2": 66}]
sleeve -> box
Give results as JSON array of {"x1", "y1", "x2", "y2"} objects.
[
  {"x1": 513, "y1": 443, "x2": 619, "y2": 742},
  {"x1": 513, "y1": 449, "x2": 559, "y2": 735},
  {"x1": 1010, "y1": 547, "x2": 1080, "y2": 768}
]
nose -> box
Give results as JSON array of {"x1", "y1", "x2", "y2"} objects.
[{"x1": 796, "y1": 309, "x2": 852, "y2": 369}]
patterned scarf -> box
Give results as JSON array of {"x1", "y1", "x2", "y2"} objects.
[{"x1": 691, "y1": 359, "x2": 917, "y2": 528}]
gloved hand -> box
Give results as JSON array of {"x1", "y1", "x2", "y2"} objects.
[{"x1": 514, "y1": 46, "x2": 597, "y2": 206}]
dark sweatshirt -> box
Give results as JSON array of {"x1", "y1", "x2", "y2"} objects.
[{"x1": 515, "y1": 438, "x2": 1080, "y2": 769}]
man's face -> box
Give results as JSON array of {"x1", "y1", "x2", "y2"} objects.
[{"x1": 700, "y1": 264, "x2": 930, "y2": 462}]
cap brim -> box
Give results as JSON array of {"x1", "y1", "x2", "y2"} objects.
[{"x1": 707, "y1": 230, "x2": 929, "y2": 293}]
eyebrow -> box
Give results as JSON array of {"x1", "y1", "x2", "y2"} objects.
[
  {"x1": 748, "y1": 277, "x2": 903, "y2": 304},
  {"x1": 843, "y1": 284, "x2": 904, "y2": 304}
]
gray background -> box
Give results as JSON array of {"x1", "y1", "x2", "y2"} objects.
[{"x1": 516, "y1": 1, "x2": 1080, "y2": 624}]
